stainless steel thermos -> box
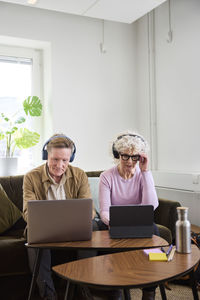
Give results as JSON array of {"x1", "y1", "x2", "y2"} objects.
[{"x1": 175, "y1": 207, "x2": 191, "y2": 253}]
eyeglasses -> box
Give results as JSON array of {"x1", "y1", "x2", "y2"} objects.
[{"x1": 120, "y1": 154, "x2": 140, "y2": 161}]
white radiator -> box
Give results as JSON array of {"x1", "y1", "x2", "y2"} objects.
[{"x1": 156, "y1": 186, "x2": 200, "y2": 226}]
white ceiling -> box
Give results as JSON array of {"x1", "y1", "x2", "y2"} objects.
[{"x1": 1, "y1": 0, "x2": 167, "y2": 23}]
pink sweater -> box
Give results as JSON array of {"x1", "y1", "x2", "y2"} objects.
[{"x1": 99, "y1": 165, "x2": 158, "y2": 225}]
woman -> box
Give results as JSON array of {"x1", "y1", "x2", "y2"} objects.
[{"x1": 99, "y1": 132, "x2": 159, "y2": 300}]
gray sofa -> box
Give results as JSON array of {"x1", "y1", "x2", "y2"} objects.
[{"x1": 0, "y1": 171, "x2": 180, "y2": 299}]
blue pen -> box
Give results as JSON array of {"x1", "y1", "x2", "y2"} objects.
[
  {"x1": 166, "y1": 244, "x2": 173, "y2": 256},
  {"x1": 161, "y1": 247, "x2": 166, "y2": 253}
]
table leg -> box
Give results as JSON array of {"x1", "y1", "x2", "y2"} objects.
[
  {"x1": 123, "y1": 288, "x2": 131, "y2": 300},
  {"x1": 28, "y1": 248, "x2": 42, "y2": 300},
  {"x1": 159, "y1": 284, "x2": 167, "y2": 300},
  {"x1": 189, "y1": 269, "x2": 199, "y2": 300},
  {"x1": 66, "y1": 282, "x2": 81, "y2": 300},
  {"x1": 64, "y1": 280, "x2": 70, "y2": 300}
]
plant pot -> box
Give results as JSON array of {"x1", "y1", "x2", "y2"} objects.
[{"x1": 0, "y1": 157, "x2": 18, "y2": 176}]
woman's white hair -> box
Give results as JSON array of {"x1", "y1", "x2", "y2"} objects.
[{"x1": 112, "y1": 131, "x2": 149, "y2": 162}]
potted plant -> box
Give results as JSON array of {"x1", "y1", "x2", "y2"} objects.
[{"x1": 0, "y1": 96, "x2": 42, "y2": 175}]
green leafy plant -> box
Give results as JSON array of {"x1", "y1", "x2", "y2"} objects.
[{"x1": 0, "y1": 96, "x2": 42, "y2": 157}]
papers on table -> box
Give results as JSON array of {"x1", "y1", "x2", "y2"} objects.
[{"x1": 143, "y1": 246, "x2": 175, "y2": 262}]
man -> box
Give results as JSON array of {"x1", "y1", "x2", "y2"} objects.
[{"x1": 23, "y1": 134, "x2": 95, "y2": 300}]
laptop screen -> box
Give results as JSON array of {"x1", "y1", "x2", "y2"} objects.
[
  {"x1": 109, "y1": 204, "x2": 154, "y2": 238},
  {"x1": 27, "y1": 198, "x2": 93, "y2": 244},
  {"x1": 110, "y1": 204, "x2": 154, "y2": 226}
]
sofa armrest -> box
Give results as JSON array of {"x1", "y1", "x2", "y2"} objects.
[
  {"x1": 157, "y1": 224, "x2": 172, "y2": 244},
  {"x1": 154, "y1": 198, "x2": 181, "y2": 242}
]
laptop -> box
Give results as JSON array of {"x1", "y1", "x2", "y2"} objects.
[
  {"x1": 109, "y1": 205, "x2": 154, "y2": 238},
  {"x1": 27, "y1": 198, "x2": 93, "y2": 244}
]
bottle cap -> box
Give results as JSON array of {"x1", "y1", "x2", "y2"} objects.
[{"x1": 177, "y1": 207, "x2": 188, "y2": 210}]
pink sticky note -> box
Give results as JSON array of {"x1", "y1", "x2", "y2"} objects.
[{"x1": 143, "y1": 248, "x2": 163, "y2": 255}]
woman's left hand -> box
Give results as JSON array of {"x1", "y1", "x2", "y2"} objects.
[{"x1": 139, "y1": 154, "x2": 148, "y2": 172}]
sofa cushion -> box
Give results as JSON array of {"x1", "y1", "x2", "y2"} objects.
[
  {"x1": 0, "y1": 236, "x2": 30, "y2": 276},
  {"x1": 1, "y1": 217, "x2": 26, "y2": 237},
  {"x1": 0, "y1": 184, "x2": 22, "y2": 234},
  {"x1": 0, "y1": 175, "x2": 24, "y2": 211},
  {"x1": 88, "y1": 177, "x2": 100, "y2": 214}
]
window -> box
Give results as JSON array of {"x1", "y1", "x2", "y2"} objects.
[{"x1": 0, "y1": 45, "x2": 43, "y2": 173}]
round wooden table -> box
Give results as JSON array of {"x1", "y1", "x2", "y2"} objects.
[
  {"x1": 27, "y1": 231, "x2": 168, "y2": 300},
  {"x1": 53, "y1": 244, "x2": 200, "y2": 300},
  {"x1": 27, "y1": 230, "x2": 168, "y2": 250}
]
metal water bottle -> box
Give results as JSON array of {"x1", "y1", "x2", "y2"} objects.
[{"x1": 176, "y1": 207, "x2": 191, "y2": 253}]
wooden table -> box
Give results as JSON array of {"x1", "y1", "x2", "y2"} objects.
[
  {"x1": 27, "y1": 230, "x2": 168, "y2": 250},
  {"x1": 26, "y1": 230, "x2": 168, "y2": 300},
  {"x1": 192, "y1": 224, "x2": 200, "y2": 234},
  {"x1": 53, "y1": 244, "x2": 200, "y2": 300}
]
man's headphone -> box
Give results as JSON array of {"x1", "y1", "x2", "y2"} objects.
[
  {"x1": 112, "y1": 134, "x2": 145, "y2": 159},
  {"x1": 42, "y1": 135, "x2": 76, "y2": 162}
]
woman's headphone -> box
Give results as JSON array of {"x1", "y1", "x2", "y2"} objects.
[
  {"x1": 42, "y1": 135, "x2": 76, "y2": 162},
  {"x1": 112, "y1": 134, "x2": 145, "y2": 159}
]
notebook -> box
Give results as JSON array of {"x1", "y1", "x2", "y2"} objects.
[
  {"x1": 27, "y1": 198, "x2": 93, "y2": 244},
  {"x1": 109, "y1": 204, "x2": 154, "y2": 238}
]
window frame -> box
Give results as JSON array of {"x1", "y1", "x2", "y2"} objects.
[{"x1": 0, "y1": 44, "x2": 44, "y2": 170}]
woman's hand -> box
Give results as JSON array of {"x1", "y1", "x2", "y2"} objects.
[{"x1": 139, "y1": 154, "x2": 148, "y2": 172}]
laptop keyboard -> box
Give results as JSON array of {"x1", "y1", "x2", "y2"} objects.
[{"x1": 109, "y1": 226, "x2": 153, "y2": 238}]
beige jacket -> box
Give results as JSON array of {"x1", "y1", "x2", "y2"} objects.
[{"x1": 23, "y1": 163, "x2": 95, "y2": 222}]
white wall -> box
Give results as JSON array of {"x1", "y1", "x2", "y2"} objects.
[
  {"x1": 155, "y1": 0, "x2": 200, "y2": 174},
  {"x1": 137, "y1": 0, "x2": 200, "y2": 179},
  {"x1": 136, "y1": 0, "x2": 200, "y2": 225},
  {"x1": 0, "y1": 2, "x2": 137, "y2": 171}
]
